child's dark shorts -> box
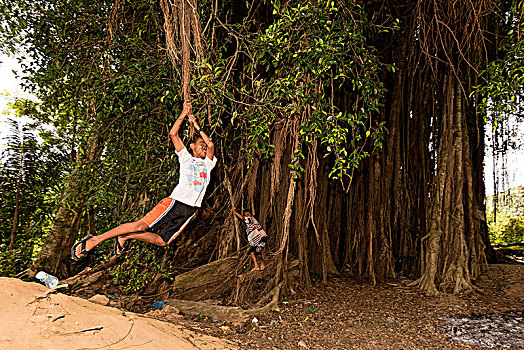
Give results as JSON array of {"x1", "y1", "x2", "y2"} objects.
[
  {"x1": 249, "y1": 236, "x2": 267, "y2": 255},
  {"x1": 141, "y1": 197, "x2": 197, "y2": 244}
]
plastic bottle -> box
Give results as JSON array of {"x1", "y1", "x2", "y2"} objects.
[{"x1": 35, "y1": 271, "x2": 59, "y2": 288}]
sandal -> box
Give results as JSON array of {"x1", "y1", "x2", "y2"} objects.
[
  {"x1": 71, "y1": 234, "x2": 94, "y2": 261},
  {"x1": 113, "y1": 237, "x2": 126, "y2": 257}
]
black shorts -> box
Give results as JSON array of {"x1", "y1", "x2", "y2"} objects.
[
  {"x1": 249, "y1": 236, "x2": 267, "y2": 255},
  {"x1": 142, "y1": 198, "x2": 197, "y2": 244}
]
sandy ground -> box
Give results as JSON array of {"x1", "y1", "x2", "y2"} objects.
[{"x1": 0, "y1": 277, "x2": 236, "y2": 350}]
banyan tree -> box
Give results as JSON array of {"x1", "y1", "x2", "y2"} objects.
[{"x1": 6, "y1": 0, "x2": 520, "y2": 301}]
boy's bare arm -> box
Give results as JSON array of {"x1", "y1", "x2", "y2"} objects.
[
  {"x1": 170, "y1": 102, "x2": 191, "y2": 152},
  {"x1": 189, "y1": 115, "x2": 214, "y2": 160},
  {"x1": 232, "y1": 206, "x2": 245, "y2": 221}
]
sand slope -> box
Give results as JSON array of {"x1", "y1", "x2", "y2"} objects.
[{"x1": 0, "y1": 277, "x2": 233, "y2": 350}]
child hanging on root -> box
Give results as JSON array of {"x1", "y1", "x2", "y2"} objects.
[
  {"x1": 71, "y1": 102, "x2": 217, "y2": 260},
  {"x1": 232, "y1": 207, "x2": 267, "y2": 271}
]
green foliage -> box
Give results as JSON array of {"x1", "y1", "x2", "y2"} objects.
[
  {"x1": 487, "y1": 186, "x2": 524, "y2": 245},
  {"x1": 1, "y1": 0, "x2": 195, "y2": 281},
  {"x1": 0, "y1": 115, "x2": 68, "y2": 276},
  {"x1": 488, "y1": 212, "x2": 524, "y2": 245},
  {"x1": 110, "y1": 244, "x2": 175, "y2": 293},
  {"x1": 0, "y1": 0, "x2": 392, "y2": 279},
  {"x1": 0, "y1": 237, "x2": 45, "y2": 276},
  {"x1": 232, "y1": 0, "x2": 388, "y2": 180},
  {"x1": 474, "y1": 1, "x2": 524, "y2": 120},
  {"x1": 2, "y1": 0, "x2": 390, "y2": 224}
]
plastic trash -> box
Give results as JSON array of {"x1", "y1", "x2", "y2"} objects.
[
  {"x1": 308, "y1": 307, "x2": 319, "y2": 312},
  {"x1": 105, "y1": 294, "x2": 121, "y2": 300},
  {"x1": 35, "y1": 271, "x2": 59, "y2": 288},
  {"x1": 252, "y1": 317, "x2": 259, "y2": 323},
  {"x1": 147, "y1": 301, "x2": 165, "y2": 310}
]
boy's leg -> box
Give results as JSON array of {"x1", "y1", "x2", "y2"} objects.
[
  {"x1": 258, "y1": 254, "x2": 265, "y2": 270},
  {"x1": 74, "y1": 197, "x2": 177, "y2": 259},
  {"x1": 115, "y1": 205, "x2": 195, "y2": 254},
  {"x1": 119, "y1": 231, "x2": 167, "y2": 248},
  {"x1": 255, "y1": 237, "x2": 267, "y2": 271},
  {"x1": 73, "y1": 198, "x2": 195, "y2": 259},
  {"x1": 74, "y1": 219, "x2": 149, "y2": 259},
  {"x1": 250, "y1": 251, "x2": 260, "y2": 271}
]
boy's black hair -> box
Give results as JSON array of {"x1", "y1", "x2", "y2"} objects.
[{"x1": 190, "y1": 134, "x2": 202, "y2": 144}]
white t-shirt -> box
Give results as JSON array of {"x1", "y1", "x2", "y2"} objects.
[
  {"x1": 169, "y1": 147, "x2": 217, "y2": 207},
  {"x1": 244, "y1": 217, "x2": 267, "y2": 246}
]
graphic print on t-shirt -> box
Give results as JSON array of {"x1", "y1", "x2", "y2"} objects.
[
  {"x1": 170, "y1": 147, "x2": 217, "y2": 208},
  {"x1": 186, "y1": 162, "x2": 208, "y2": 192},
  {"x1": 245, "y1": 217, "x2": 263, "y2": 235},
  {"x1": 245, "y1": 217, "x2": 267, "y2": 246}
]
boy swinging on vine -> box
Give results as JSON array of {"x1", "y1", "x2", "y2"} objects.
[{"x1": 71, "y1": 102, "x2": 217, "y2": 260}]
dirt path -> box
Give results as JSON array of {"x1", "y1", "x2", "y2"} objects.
[
  {"x1": 0, "y1": 277, "x2": 235, "y2": 350},
  {"x1": 183, "y1": 264, "x2": 523, "y2": 349}
]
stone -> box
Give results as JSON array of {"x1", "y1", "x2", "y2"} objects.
[
  {"x1": 164, "y1": 305, "x2": 180, "y2": 314},
  {"x1": 88, "y1": 294, "x2": 110, "y2": 305}
]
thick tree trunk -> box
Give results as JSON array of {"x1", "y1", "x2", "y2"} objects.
[
  {"x1": 441, "y1": 80, "x2": 472, "y2": 293},
  {"x1": 414, "y1": 74, "x2": 487, "y2": 294},
  {"x1": 32, "y1": 134, "x2": 100, "y2": 278}
]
